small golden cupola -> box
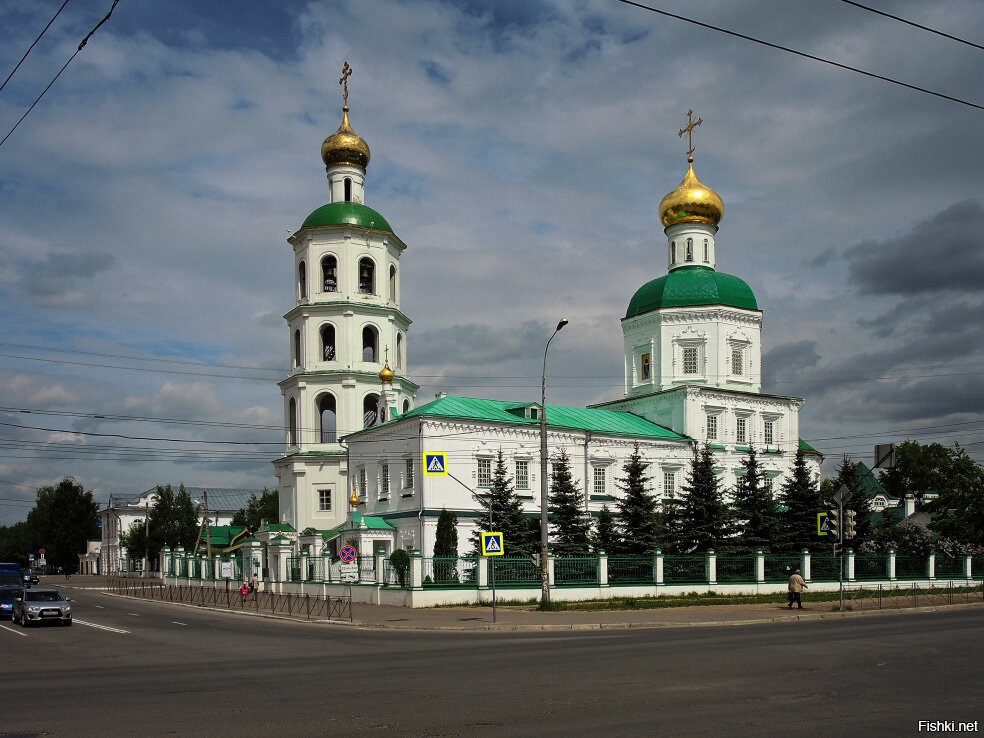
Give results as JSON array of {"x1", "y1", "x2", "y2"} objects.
[
  {"x1": 321, "y1": 61, "x2": 371, "y2": 170},
  {"x1": 658, "y1": 110, "x2": 724, "y2": 228},
  {"x1": 378, "y1": 361, "x2": 395, "y2": 385}
]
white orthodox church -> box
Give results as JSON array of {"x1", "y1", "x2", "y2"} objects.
[{"x1": 273, "y1": 72, "x2": 820, "y2": 557}]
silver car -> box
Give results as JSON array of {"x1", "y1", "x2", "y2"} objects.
[{"x1": 13, "y1": 588, "x2": 72, "y2": 627}]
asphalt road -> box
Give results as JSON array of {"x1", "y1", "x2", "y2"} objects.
[{"x1": 3, "y1": 587, "x2": 982, "y2": 737}]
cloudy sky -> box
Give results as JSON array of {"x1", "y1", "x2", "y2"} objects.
[{"x1": 0, "y1": 0, "x2": 982, "y2": 523}]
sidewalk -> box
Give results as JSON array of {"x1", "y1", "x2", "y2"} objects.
[{"x1": 56, "y1": 574, "x2": 984, "y2": 631}]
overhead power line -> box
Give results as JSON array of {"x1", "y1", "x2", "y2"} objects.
[
  {"x1": 614, "y1": 0, "x2": 984, "y2": 111},
  {"x1": 839, "y1": 0, "x2": 984, "y2": 52},
  {"x1": 0, "y1": 0, "x2": 122, "y2": 150},
  {"x1": 0, "y1": 0, "x2": 72, "y2": 95}
]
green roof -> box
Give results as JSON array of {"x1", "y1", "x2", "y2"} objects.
[
  {"x1": 301, "y1": 202, "x2": 393, "y2": 233},
  {"x1": 392, "y1": 396, "x2": 689, "y2": 442},
  {"x1": 799, "y1": 439, "x2": 822, "y2": 456},
  {"x1": 626, "y1": 266, "x2": 758, "y2": 317},
  {"x1": 352, "y1": 512, "x2": 396, "y2": 530}
]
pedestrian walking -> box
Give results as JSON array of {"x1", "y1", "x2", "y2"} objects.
[
  {"x1": 787, "y1": 568, "x2": 807, "y2": 609},
  {"x1": 239, "y1": 581, "x2": 249, "y2": 604}
]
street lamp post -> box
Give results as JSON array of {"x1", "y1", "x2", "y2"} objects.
[{"x1": 539, "y1": 318, "x2": 568, "y2": 609}]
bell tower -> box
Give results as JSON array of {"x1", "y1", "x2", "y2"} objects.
[{"x1": 273, "y1": 62, "x2": 418, "y2": 533}]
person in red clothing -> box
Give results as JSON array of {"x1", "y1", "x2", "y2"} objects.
[{"x1": 239, "y1": 581, "x2": 249, "y2": 603}]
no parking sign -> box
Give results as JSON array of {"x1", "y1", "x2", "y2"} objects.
[{"x1": 339, "y1": 545, "x2": 358, "y2": 563}]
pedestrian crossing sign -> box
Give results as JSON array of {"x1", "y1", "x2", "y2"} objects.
[
  {"x1": 481, "y1": 532, "x2": 504, "y2": 557},
  {"x1": 818, "y1": 512, "x2": 831, "y2": 536},
  {"x1": 423, "y1": 452, "x2": 448, "y2": 476}
]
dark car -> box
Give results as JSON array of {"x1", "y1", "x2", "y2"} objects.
[
  {"x1": 22, "y1": 571, "x2": 39, "y2": 585},
  {"x1": 0, "y1": 585, "x2": 23, "y2": 619},
  {"x1": 12, "y1": 587, "x2": 72, "y2": 627}
]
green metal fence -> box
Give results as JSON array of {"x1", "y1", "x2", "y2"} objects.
[
  {"x1": 808, "y1": 556, "x2": 839, "y2": 581},
  {"x1": 422, "y1": 558, "x2": 476, "y2": 588},
  {"x1": 715, "y1": 556, "x2": 755, "y2": 583},
  {"x1": 895, "y1": 555, "x2": 926, "y2": 579},
  {"x1": 974, "y1": 556, "x2": 984, "y2": 580},
  {"x1": 607, "y1": 557, "x2": 655, "y2": 585},
  {"x1": 554, "y1": 557, "x2": 599, "y2": 585},
  {"x1": 663, "y1": 556, "x2": 705, "y2": 584},
  {"x1": 854, "y1": 556, "x2": 884, "y2": 580},
  {"x1": 764, "y1": 556, "x2": 802, "y2": 583},
  {"x1": 935, "y1": 556, "x2": 963, "y2": 578},
  {"x1": 493, "y1": 557, "x2": 539, "y2": 586}
]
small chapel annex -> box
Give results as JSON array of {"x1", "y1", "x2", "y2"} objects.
[{"x1": 273, "y1": 69, "x2": 820, "y2": 560}]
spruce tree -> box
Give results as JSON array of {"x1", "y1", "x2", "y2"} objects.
[
  {"x1": 593, "y1": 505, "x2": 620, "y2": 554},
  {"x1": 548, "y1": 449, "x2": 592, "y2": 555},
  {"x1": 731, "y1": 446, "x2": 782, "y2": 552},
  {"x1": 675, "y1": 444, "x2": 731, "y2": 553},
  {"x1": 778, "y1": 447, "x2": 823, "y2": 552},
  {"x1": 469, "y1": 450, "x2": 533, "y2": 556},
  {"x1": 820, "y1": 456, "x2": 873, "y2": 543},
  {"x1": 614, "y1": 443, "x2": 660, "y2": 555},
  {"x1": 433, "y1": 508, "x2": 459, "y2": 583}
]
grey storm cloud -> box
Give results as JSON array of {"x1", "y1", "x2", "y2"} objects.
[
  {"x1": 846, "y1": 201, "x2": 984, "y2": 296},
  {"x1": 25, "y1": 252, "x2": 118, "y2": 293}
]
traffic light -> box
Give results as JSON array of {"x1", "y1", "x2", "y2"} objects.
[
  {"x1": 827, "y1": 509, "x2": 840, "y2": 540},
  {"x1": 845, "y1": 510, "x2": 857, "y2": 539}
]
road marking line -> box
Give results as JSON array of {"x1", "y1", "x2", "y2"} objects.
[
  {"x1": 172, "y1": 621, "x2": 187, "y2": 626},
  {"x1": 127, "y1": 613, "x2": 140, "y2": 617},
  {"x1": 0, "y1": 623, "x2": 28, "y2": 637},
  {"x1": 74, "y1": 619, "x2": 130, "y2": 634}
]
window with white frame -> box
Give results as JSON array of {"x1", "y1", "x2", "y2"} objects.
[
  {"x1": 764, "y1": 419, "x2": 775, "y2": 446},
  {"x1": 706, "y1": 413, "x2": 718, "y2": 441},
  {"x1": 380, "y1": 463, "x2": 390, "y2": 498},
  {"x1": 736, "y1": 416, "x2": 748, "y2": 444},
  {"x1": 763, "y1": 477, "x2": 774, "y2": 495},
  {"x1": 663, "y1": 470, "x2": 677, "y2": 498},
  {"x1": 477, "y1": 458, "x2": 492, "y2": 488},
  {"x1": 318, "y1": 488, "x2": 332, "y2": 512},
  {"x1": 515, "y1": 460, "x2": 530, "y2": 490},
  {"x1": 683, "y1": 346, "x2": 699, "y2": 374},
  {"x1": 404, "y1": 458, "x2": 414, "y2": 489},
  {"x1": 358, "y1": 468, "x2": 367, "y2": 498},
  {"x1": 593, "y1": 466, "x2": 607, "y2": 495},
  {"x1": 731, "y1": 347, "x2": 744, "y2": 376}
]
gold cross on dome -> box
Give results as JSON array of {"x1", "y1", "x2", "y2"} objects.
[
  {"x1": 339, "y1": 61, "x2": 352, "y2": 106},
  {"x1": 678, "y1": 109, "x2": 703, "y2": 163}
]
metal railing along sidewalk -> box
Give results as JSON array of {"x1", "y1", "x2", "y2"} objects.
[{"x1": 109, "y1": 578, "x2": 352, "y2": 621}]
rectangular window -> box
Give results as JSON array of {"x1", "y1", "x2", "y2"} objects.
[
  {"x1": 515, "y1": 460, "x2": 530, "y2": 490},
  {"x1": 683, "y1": 346, "x2": 699, "y2": 374},
  {"x1": 764, "y1": 420, "x2": 774, "y2": 446},
  {"x1": 641, "y1": 353, "x2": 651, "y2": 380},
  {"x1": 736, "y1": 417, "x2": 747, "y2": 444},
  {"x1": 732, "y1": 347, "x2": 743, "y2": 376},
  {"x1": 706, "y1": 414, "x2": 718, "y2": 441},
  {"x1": 593, "y1": 466, "x2": 606, "y2": 496},
  {"x1": 318, "y1": 489, "x2": 332, "y2": 512},
  {"x1": 663, "y1": 471, "x2": 676, "y2": 498},
  {"x1": 404, "y1": 458, "x2": 414, "y2": 489},
  {"x1": 764, "y1": 477, "x2": 774, "y2": 495},
  {"x1": 477, "y1": 458, "x2": 492, "y2": 488},
  {"x1": 358, "y1": 469, "x2": 367, "y2": 498},
  {"x1": 380, "y1": 463, "x2": 390, "y2": 498}
]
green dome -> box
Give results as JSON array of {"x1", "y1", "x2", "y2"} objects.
[
  {"x1": 301, "y1": 202, "x2": 393, "y2": 232},
  {"x1": 626, "y1": 266, "x2": 758, "y2": 318}
]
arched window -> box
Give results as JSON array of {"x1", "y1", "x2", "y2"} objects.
[
  {"x1": 321, "y1": 255, "x2": 337, "y2": 293},
  {"x1": 293, "y1": 329, "x2": 302, "y2": 368},
  {"x1": 298, "y1": 261, "x2": 307, "y2": 299},
  {"x1": 362, "y1": 325, "x2": 378, "y2": 362},
  {"x1": 686, "y1": 238, "x2": 694, "y2": 262},
  {"x1": 358, "y1": 258, "x2": 375, "y2": 294},
  {"x1": 396, "y1": 333, "x2": 403, "y2": 369},
  {"x1": 320, "y1": 324, "x2": 336, "y2": 361},
  {"x1": 288, "y1": 397, "x2": 298, "y2": 446},
  {"x1": 670, "y1": 241, "x2": 676, "y2": 264},
  {"x1": 402, "y1": 399, "x2": 411, "y2": 414},
  {"x1": 318, "y1": 394, "x2": 337, "y2": 444},
  {"x1": 703, "y1": 239, "x2": 709, "y2": 262},
  {"x1": 363, "y1": 394, "x2": 380, "y2": 428},
  {"x1": 344, "y1": 177, "x2": 352, "y2": 202},
  {"x1": 389, "y1": 265, "x2": 397, "y2": 302}
]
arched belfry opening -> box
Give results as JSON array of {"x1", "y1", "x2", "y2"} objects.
[
  {"x1": 318, "y1": 394, "x2": 337, "y2": 443},
  {"x1": 359, "y1": 257, "x2": 375, "y2": 294},
  {"x1": 362, "y1": 325, "x2": 378, "y2": 362}
]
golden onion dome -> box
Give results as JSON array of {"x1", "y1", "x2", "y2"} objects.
[
  {"x1": 378, "y1": 361, "x2": 394, "y2": 384},
  {"x1": 321, "y1": 106, "x2": 371, "y2": 170},
  {"x1": 659, "y1": 163, "x2": 724, "y2": 228}
]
